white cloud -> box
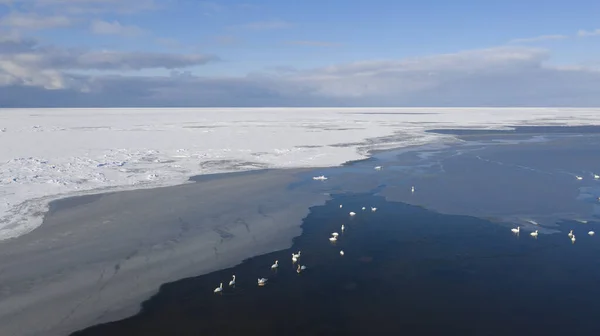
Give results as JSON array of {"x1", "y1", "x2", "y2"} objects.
[
  {"x1": 577, "y1": 29, "x2": 600, "y2": 37},
  {"x1": 508, "y1": 34, "x2": 567, "y2": 44},
  {"x1": 90, "y1": 19, "x2": 144, "y2": 36},
  {"x1": 0, "y1": 35, "x2": 218, "y2": 90},
  {"x1": 0, "y1": 12, "x2": 74, "y2": 29},
  {"x1": 2, "y1": 40, "x2": 600, "y2": 107}
]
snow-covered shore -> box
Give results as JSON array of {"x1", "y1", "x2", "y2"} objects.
[{"x1": 1, "y1": 107, "x2": 599, "y2": 240}]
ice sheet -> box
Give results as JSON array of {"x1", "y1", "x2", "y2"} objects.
[{"x1": 1, "y1": 107, "x2": 599, "y2": 240}]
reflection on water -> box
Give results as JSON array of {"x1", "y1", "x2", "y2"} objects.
[{"x1": 75, "y1": 194, "x2": 600, "y2": 335}]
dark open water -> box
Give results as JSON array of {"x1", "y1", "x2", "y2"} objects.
[{"x1": 74, "y1": 126, "x2": 600, "y2": 336}]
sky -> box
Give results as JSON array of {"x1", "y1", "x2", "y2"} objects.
[{"x1": 0, "y1": 0, "x2": 599, "y2": 107}]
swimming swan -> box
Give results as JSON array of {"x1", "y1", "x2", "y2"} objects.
[
  {"x1": 340, "y1": 250, "x2": 344, "y2": 256},
  {"x1": 594, "y1": 174, "x2": 599, "y2": 179},
  {"x1": 571, "y1": 235, "x2": 576, "y2": 243},
  {"x1": 411, "y1": 186, "x2": 415, "y2": 193},
  {"x1": 331, "y1": 232, "x2": 339, "y2": 237},
  {"x1": 362, "y1": 207, "x2": 366, "y2": 211},
  {"x1": 589, "y1": 231, "x2": 595, "y2": 236},
  {"x1": 271, "y1": 260, "x2": 279, "y2": 269},
  {"x1": 297, "y1": 265, "x2": 307, "y2": 273},
  {"x1": 341, "y1": 224, "x2": 345, "y2": 232},
  {"x1": 349, "y1": 212, "x2": 356, "y2": 216},
  {"x1": 568, "y1": 230, "x2": 574, "y2": 238},
  {"x1": 374, "y1": 166, "x2": 382, "y2": 170},
  {"x1": 530, "y1": 230, "x2": 539, "y2": 237},
  {"x1": 339, "y1": 204, "x2": 343, "y2": 208},
  {"x1": 313, "y1": 175, "x2": 328, "y2": 180},
  {"x1": 229, "y1": 275, "x2": 236, "y2": 287},
  {"x1": 329, "y1": 236, "x2": 337, "y2": 242},
  {"x1": 511, "y1": 226, "x2": 520, "y2": 234},
  {"x1": 576, "y1": 176, "x2": 583, "y2": 180},
  {"x1": 371, "y1": 207, "x2": 377, "y2": 212},
  {"x1": 214, "y1": 283, "x2": 223, "y2": 293},
  {"x1": 257, "y1": 278, "x2": 268, "y2": 286}
]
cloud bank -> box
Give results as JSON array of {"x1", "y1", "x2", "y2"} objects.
[
  {"x1": 1, "y1": 0, "x2": 599, "y2": 107},
  {"x1": 2, "y1": 34, "x2": 599, "y2": 107}
]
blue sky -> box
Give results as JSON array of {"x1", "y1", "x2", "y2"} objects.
[{"x1": 1, "y1": 0, "x2": 599, "y2": 106}]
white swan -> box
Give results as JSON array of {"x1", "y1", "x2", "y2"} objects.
[
  {"x1": 313, "y1": 175, "x2": 328, "y2": 181},
  {"x1": 511, "y1": 226, "x2": 520, "y2": 234},
  {"x1": 331, "y1": 232, "x2": 339, "y2": 237},
  {"x1": 293, "y1": 251, "x2": 301, "y2": 259},
  {"x1": 568, "y1": 230, "x2": 574, "y2": 238},
  {"x1": 362, "y1": 207, "x2": 366, "y2": 211},
  {"x1": 329, "y1": 236, "x2": 337, "y2": 242},
  {"x1": 371, "y1": 207, "x2": 377, "y2": 212},
  {"x1": 257, "y1": 278, "x2": 268, "y2": 286},
  {"x1": 229, "y1": 275, "x2": 236, "y2": 287},
  {"x1": 576, "y1": 176, "x2": 583, "y2": 180},
  {"x1": 214, "y1": 283, "x2": 223, "y2": 293},
  {"x1": 297, "y1": 265, "x2": 307, "y2": 273},
  {"x1": 349, "y1": 212, "x2": 356, "y2": 216},
  {"x1": 411, "y1": 186, "x2": 415, "y2": 193},
  {"x1": 595, "y1": 174, "x2": 600, "y2": 179},
  {"x1": 271, "y1": 260, "x2": 279, "y2": 269},
  {"x1": 571, "y1": 234, "x2": 576, "y2": 243},
  {"x1": 589, "y1": 231, "x2": 595, "y2": 236},
  {"x1": 341, "y1": 224, "x2": 345, "y2": 232},
  {"x1": 530, "y1": 230, "x2": 539, "y2": 237},
  {"x1": 339, "y1": 204, "x2": 343, "y2": 208},
  {"x1": 374, "y1": 166, "x2": 382, "y2": 170},
  {"x1": 292, "y1": 256, "x2": 298, "y2": 263},
  {"x1": 340, "y1": 250, "x2": 344, "y2": 256}
]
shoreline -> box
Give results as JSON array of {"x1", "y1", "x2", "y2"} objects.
[
  {"x1": 45, "y1": 123, "x2": 600, "y2": 223},
  {"x1": 43, "y1": 125, "x2": 600, "y2": 224},
  {"x1": 3, "y1": 107, "x2": 599, "y2": 241},
  {"x1": 0, "y1": 167, "x2": 329, "y2": 336}
]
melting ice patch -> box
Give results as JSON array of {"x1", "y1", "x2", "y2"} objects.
[{"x1": 1, "y1": 107, "x2": 600, "y2": 240}]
